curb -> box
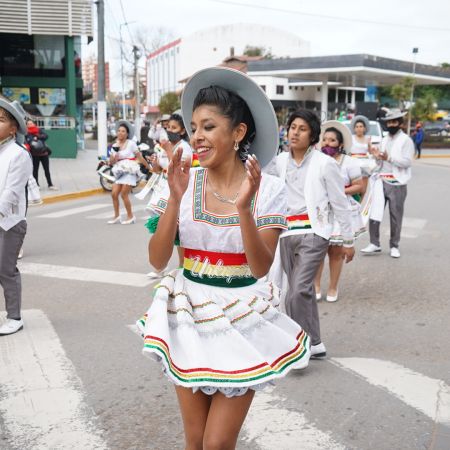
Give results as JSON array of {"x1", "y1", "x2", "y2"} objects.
[
  {"x1": 42, "y1": 188, "x2": 106, "y2": 204},
  {"x1": 421, "y1": 154, "x2": 450, "y2": 159}
]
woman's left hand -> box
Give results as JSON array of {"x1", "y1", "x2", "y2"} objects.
[{"x1": 236, "y1": 154, "x2": 261, "y2": 212}]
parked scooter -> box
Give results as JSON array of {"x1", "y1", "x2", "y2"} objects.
[{"x1": 97, "y1": 142, "x2": 152, "y2": 192}]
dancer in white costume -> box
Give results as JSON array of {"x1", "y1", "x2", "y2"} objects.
[
  {"x1": 137, "y1": 68, "x2": 310, "y2": 450},
  {"x1": 314, "y1": 121, "x2": 365, "y2": 302}
]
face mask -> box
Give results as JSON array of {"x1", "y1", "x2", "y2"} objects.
[
  {"x1": 387, "y1": 125, "x2": 401, "y2": 135},
  {"x1": 167, "y1": 130, "x2": 181, "y2": 144},
  {"x1": 321, "y1": 145, "x2": 340, "y2": 157}
]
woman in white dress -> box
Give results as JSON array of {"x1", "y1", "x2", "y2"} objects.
[
  {"x1": 108, "y1": 120, "x2": 149, "y2": 225},
  {"x1": 137, "y1": 68, "x2": 310, "y2": 450},
  {"x1": 315, "y1": 121, "x2": 364, "y2": 302}
]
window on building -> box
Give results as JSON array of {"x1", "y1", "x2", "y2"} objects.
[
  {"x1": 260, "y1": 85, "x2": 266, "y2": 92},
  {"x1": 276, "y1": 85, "x2": 284, "y2": 95}
]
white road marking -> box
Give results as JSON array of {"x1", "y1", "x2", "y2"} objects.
[
  {"x1": 383, "y1": 217, "x2": 427, "y2": 239},
  {"x1": 243, "y1": 390, "x2": 345, "y2": 450},
  {"x1": 0, "y1": 309, "x2": 107, "y2": 449},
  {"x1": 19, "y1": 262, "x2": 151, "y2": 287},
  {"x1": 402, "y1": 217, "x2": 427, "y2": 229},
  {"x1": 87, "y1": 204, "x2": 147, "y2": 219},
  {"x1": 331, "y1": 358, "x2": 450, "y2": 425},
  {"x1": 37, "y1": 203, "x2": 110, "y2": 218}
]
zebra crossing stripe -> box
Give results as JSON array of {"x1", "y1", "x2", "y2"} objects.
[
  {"x1": 19, "y1": 262, "x2": 151, "y2": 287},
  {"x1": 36, "y1": 203, "x2": 110, "y2": 218},
  {"x1": 0, "y1": 310, "x2": 107, "y2": 449},
  {"x1": 86, "y1": 204, "x2": 147, "y2": 219},
  {"x1": 331, "y1": 357, "x2": 450, "y2": 425}
]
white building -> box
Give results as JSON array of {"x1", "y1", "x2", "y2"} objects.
[{"x1": 146, "y1": 23, "x2": 310, "y2": 107}]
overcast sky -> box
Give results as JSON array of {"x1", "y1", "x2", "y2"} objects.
[{"x1": 89, "y1": 0, "x2": 450, "y2": 92}]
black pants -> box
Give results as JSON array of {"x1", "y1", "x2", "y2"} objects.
[
  {"x1": 32, "y1": 154, "x2": 53, "y2": 187},
  {"x1": 415, "y1": 142, "x2": 422, "y2": 158}
]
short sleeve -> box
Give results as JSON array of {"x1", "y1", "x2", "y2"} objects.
[
  {"x1": 346, "y1": 157, "x2": 362, "y2": 181},
  {"x1": 255, "y1": 174, "x2": 287, "y2": 230}
]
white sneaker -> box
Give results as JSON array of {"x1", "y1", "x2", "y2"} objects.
[
  {"x1": 0, "y1": 318, "x2": 24, "y2": 336},
  {"x1": 310, "y1": 342, "x2": 327, "y2": 359},
  {"x1": 361, "y1": 243, "x2": 382, "y2": 254},
  {"x1": 390, "y1": 247, "x2": 401, "y2": 258},
  {"x1": 146, "y1": 270, "x2": 167, "y2": 279}
]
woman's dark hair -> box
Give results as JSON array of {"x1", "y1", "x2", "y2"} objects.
[
  {"x1": 169, "y1": 113, "x2": 188, "y2": 141},
  {"x1": 324, "y1": 127, "x2": 344, "y2": 146},
  {"x1": 193, "y1": 85, "x2": 256, "y2": 161},
  {"x1": 0, "y1": 107, "x2": 19, "y2": 130},
  {"x1": 354, "y1": 119, "x2": 367, "y2": 130},
  {"x1": 118, "y1": 123, "x2": 129, "y2": 137},
  {"x1": 286, "y1": 109, "x2": 321, "y2": 145}
]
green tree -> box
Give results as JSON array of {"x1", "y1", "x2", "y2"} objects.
[
  {"x1": 158, "y1": 92, "x2": 180, "y2": 114},
  {"x1": 411, "y1": 92, "x2": 437, "y2": 122},
  {"x1": 243, "y1": 45, "x2": 274, "y2": 59},
  {"x1": 390, "y1": 76, "x2": 414, "y2": 110}
]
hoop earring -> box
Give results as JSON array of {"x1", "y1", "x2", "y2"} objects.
[{"x1": 234, "y1": 141, "x2": 239, "y2": 152}]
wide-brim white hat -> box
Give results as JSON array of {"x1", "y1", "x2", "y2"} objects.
[
  {"x1": 350, "y1": 115, "x2": 370, "y2": 133},
  {"x1": 320, "y1": 120, "x2": 353, "y2": 154},
  {"x1": 116, "y1": 120, "x2": 135, "y2": 139},
  {"x1": 0, "y1": 98, "x2": 27, "y2": 136},
  {"x1": 181, "y1": 67, "x2": 278, "y2": 168},
  {"x1": 381, "y1": 110, "x2": 407, "y2": 121}
]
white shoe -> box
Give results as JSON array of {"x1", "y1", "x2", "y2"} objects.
[
  {"x1": 48, "y1": 186, "x2": 59, "y2": 191},
  {"x1": 390, "y1": 247, "x2": 401, "y2": 258},
  {"x1": 361, "y1": 243, "x2": 381, "y2": 254},
  {"x1": 310, "y1": 342, "x2": 327, "y2": 359},
  {"x1": 121, "y1": 216, "x2": 136, "y2": 225},
  {"x1": 29, "y1": 199, "x2": 43, "y2": 206},
  {"x1": 18, "y1": 247, "x2": 24, "y2": 260},
  {"x1": 326, "y1": 291, "x2": 338, "y2": 302},
  {"x1": 146, "y1": 270, "x2": 167, "y2": 279},
  {"x1": 107, "y1": 216, "x2": 121, "y2": 224},
  {"x1": 315, "y1": 292, "x2": 322, "y2": 301},
  {"x1": 0, "y1": 318, "x2": 24, "y2": 336}
]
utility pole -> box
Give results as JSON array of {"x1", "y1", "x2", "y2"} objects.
[
  {"x1": 96, "y1": 0, "x2": 107, "y2": 158},
  {"x1": 407, "y1": 47, "x2": 419, "y2": 135},
  {"x1": 133, "y1": 45, "x2": 141, "y2": 141},
  {"x1": 120, "y1": 23, "x2": 126, "y2": 120}
]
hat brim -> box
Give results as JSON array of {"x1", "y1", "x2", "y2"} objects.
[
  {"x1": 381, "y1": 111, "x2": 407, "y2": 121},
  {"x1": 116, "y1": 120, "x2": 135, "y2": 139},
  {"x1": 0, "y1": 99, "x2": 27, "y2": 135},
  {"x1": 181, "y1": 67, "x2": 278, "y2": 168},
  {"x1": 350, "y1": 115, "x2": 370, "y2": 133},
  {"x1": 320, "y1": 120, "x2": 353, "y2": 154}
]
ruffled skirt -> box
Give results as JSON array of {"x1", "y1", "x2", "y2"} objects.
[
  {"x1": 329, "y1": 197, "x2": 366, "y2": 245},
  {"x1": 136, "y1": 270, "x2": 310, "y2": 394}
]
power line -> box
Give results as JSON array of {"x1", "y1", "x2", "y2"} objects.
[
  {"x1": 118, "y1": 0, "x2": 135, "y2": 43},
  {"x1": 209, "y1": 0, "x2": 450, "y2": 32}
]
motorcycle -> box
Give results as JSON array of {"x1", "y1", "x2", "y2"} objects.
[{"x1": 97, "y1": 142, "x2": 153, "y2": 192}]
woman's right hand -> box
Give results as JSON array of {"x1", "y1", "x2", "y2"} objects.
[{"x1": 167, "y1": 147, "x2": 190, "y2": 203}]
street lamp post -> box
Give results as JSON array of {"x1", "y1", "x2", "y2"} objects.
[{"x1": 407, "y1": 47, "x2": 419, "y2": 134}]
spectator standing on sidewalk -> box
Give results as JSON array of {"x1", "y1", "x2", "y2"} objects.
[
  {"x1": 0, "y1": 98, "x2": 32, "y2": 335},
  {"x1": 25, "y1": 119, "x2": 57, "y2": 191},
  {"x1": 413, "y1": 122, "x2": 424, "y2": 159},
  {"x1": 148, "y1": 114, "x2": 170, "y2": 145}
]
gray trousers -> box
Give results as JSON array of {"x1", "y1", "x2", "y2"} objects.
[
  {"x1": 280, "y1": 234, "x2": 329, "y2": 346},
  {"x1": 0, "y1": 220, "x2": 27, "y2": 320},
  {"x1": 369, "y1": 183, "x2": 407, "y2": 249}
]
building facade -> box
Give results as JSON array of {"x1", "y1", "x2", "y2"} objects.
[
  {"x1": 0, "y1": 0, "x2": 93, "y2": 157},
  {"x1": 146, "y1": 24, "x2": 310, "y2": 108}
]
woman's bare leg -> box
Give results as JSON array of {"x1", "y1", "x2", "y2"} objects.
[
  {"x1": 120, "y1": 184, "x2": 133, "y2": 219},
  {"x1": 203, "y1": 390, "x2": 255, "y2": 450},
  {"x1": 175, "y1": 386, "x2": 211, "y2": 450},
  {"x1": 328, "y1": 245, "x2": 344, "y2": 297},
  {"x1": 111, "y1": 184, "x2": 122, "y2": 218}
]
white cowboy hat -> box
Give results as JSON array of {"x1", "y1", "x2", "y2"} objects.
[
  {"x1": 381, "y1": 110, "x2": 407, "y2": 121},
  {"x1": 320, "y1": 120, "x2": 353, "y2": 154},
  {"x1": 181, "y1": 67, "x2": 278, "y2": 168},
  {"x1": 116, "y1": 120, "x2": 135, "y2": 139},
  {"x1": 0, "y1": 98, "x2": 27, "y2": 136},
  {"x1": 160, "y1": 114, "x2": 171, "y2": 121},
  {"x1": 350, "y1": 115, "x2": 370, "y2": 133}
]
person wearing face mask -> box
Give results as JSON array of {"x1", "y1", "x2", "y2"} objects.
[
  {"x1": 145, "y1": 113, "x2": 194, "y2": 279},
  {"x1": 361, "y1": 110, "x2": 414, "y2": 258},
  {"x1": 314, "y1": 122, "x2": 364, "y2": 303},
  {"x1": 265, "y1": 110, "x2": 354, "y2": 359}
]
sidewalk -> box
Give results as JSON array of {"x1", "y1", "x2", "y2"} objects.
[
  {"x1": 40, "y1": 140, "x2": 105, "y2": 203},
  {"x1": 38, "y1": 141, "x2": 450, "y2": 203}
]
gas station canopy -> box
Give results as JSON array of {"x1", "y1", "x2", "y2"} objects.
[{"x1": 247, "y1": 54, "x2": 450, "y2": 87}]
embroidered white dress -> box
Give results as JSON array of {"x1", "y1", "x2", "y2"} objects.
[
  {"x1": 137, "y1": 168, "x2": 310, "y2": 396},
  {"x1": 350, "y1": 136, "x2": 377, "y2": 176},
  {"x1": 111, "y1": 140, "x2": 141, "y2": 186},
  {"x1": 330, "y1": 155, "x2": 366, "y2": 245}
]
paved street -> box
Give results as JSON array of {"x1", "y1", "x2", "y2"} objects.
[{"x1": 1, "y1": 162, "x2": 450, "y2": 450}]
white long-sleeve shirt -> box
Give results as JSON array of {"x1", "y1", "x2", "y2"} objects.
[{"x1": 0, "y1": 139, "x2": 32, "y2": 231}]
